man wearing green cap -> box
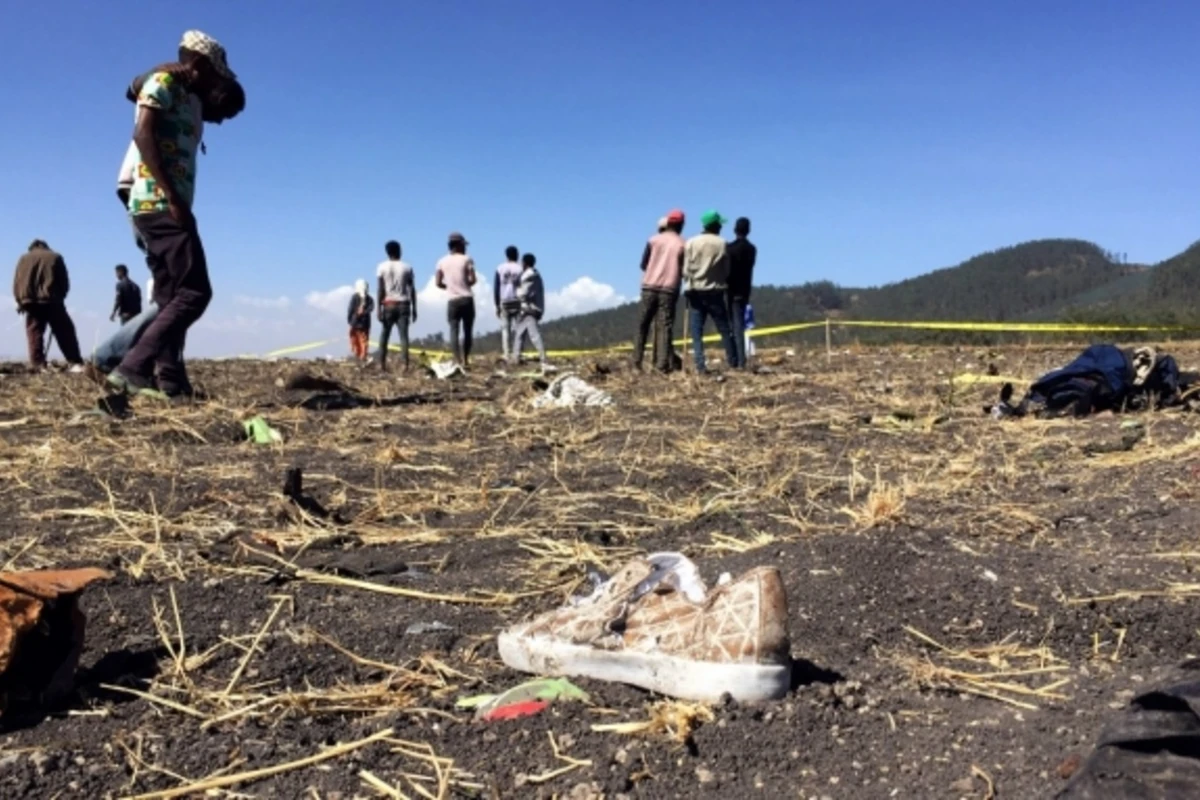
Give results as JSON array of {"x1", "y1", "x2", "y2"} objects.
[{"x1": 683, "y1": 210, "x2": 738, "y2": 373}]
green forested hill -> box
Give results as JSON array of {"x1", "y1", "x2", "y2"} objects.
[{"x1": 844, "y1": 239, "x2": 1140, "y2": 321}]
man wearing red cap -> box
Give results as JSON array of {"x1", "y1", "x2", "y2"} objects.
[{"x1": 633, "y1": 209, "x2": 686, "y2": 373}]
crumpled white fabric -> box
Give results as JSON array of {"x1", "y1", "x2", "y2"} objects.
[
  {"x1": 428, "y1": 361, "x2": 465, "y2": 380},
  {"x1": 531, "y1": 373, "x2": 613, "y2": 408}
]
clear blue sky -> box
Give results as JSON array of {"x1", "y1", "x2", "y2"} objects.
[{"x1": 1, "y1": 1, "x2": 1197, "y2": 356}]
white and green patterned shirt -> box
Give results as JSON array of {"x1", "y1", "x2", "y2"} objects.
[{"x1": 126, "y1": 72, "x2": 201, "y2": 215}]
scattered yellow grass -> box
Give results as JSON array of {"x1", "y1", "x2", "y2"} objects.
[{"x1": 892, "y1": 626, "x2": 1071, "y2": 710}]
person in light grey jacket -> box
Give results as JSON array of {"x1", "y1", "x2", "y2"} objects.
[
  {"x1": 513, "y1": 252, "x2": 548, "y2": 367},
  {"x1": 683, "y1": 209, "x2": 738, "y2": 373}
]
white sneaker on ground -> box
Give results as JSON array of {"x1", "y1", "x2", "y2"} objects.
[{"x1": 498, "y1": 553, "x2": 792, "y2": 702}]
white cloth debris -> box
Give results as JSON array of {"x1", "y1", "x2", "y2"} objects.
[
  {"x1": 428, "y1": 361, "x2": 465, "y2": 380},
  {"x1": 531, "y1": 373, "x2": 613, "y2": 409}
]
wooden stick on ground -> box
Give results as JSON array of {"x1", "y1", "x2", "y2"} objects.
[{"x1": 121, "y1": 727, "x2": 394, "y2": 800}]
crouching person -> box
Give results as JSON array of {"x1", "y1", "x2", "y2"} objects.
[
  {"x1": 90, "y1": 278, "x2": 159, "y2": 375},
  {"x1": 513, "y1": 253, "x2": 548, "y2": 368}
]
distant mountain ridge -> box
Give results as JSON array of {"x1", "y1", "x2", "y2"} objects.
[{"x1": 464, "y1": 238, "x2": 1198, "y2": 352}]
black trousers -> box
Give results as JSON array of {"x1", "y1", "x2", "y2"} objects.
[
  {"x1": 727, "y1": 295, "x2": 748, "y2": 368},
  {"x1": 117, "y1": 212, "x2": 212, "y2": 394},
  {"x1": 24, "y1": 302, "x2": 82, "y2": 367},
  {"x1": 448, "y1": 297, "x2": 475, "y2": 365},
  {"x1": 379, "y1": 302, "x2": 411, "y2": 368}
]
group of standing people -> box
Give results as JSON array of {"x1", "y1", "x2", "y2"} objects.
[
  {"x1": 12, "y1": 31, "x2": 762, "y2": 385},
  {"x1": 10, "y1": 31, "x2": 245, "y2": 393},
  {"x1": 346, "y1": 235, "x2": 547, "y2": 371},
  {"x1": 633, "y1": 210, "x2": 758, "y2": 374}
]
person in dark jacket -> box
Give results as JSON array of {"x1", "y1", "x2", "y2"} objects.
[
  {"x1": 12, "y1": 240, "x2": 83, "y2": 370},
  {"x1": 513, "y1": 253, "x2": 548, "y2": 367},
  {"x1": 347, "y1": 279, "x2": 374, "y2": 363},
  {"x1": 726, "y1": 217, "x2": 757, "y2": 369},
  {"x1": 111, "y1": 264, "x2": 143, "y2": 324}
]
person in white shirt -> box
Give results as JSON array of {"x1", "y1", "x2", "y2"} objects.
[
  {"x1": 375, "y1": 240, "x2": 417, "y2": 372},
  {"x1": 494, "y1": 245, "x2": 523, "y2": 362}
]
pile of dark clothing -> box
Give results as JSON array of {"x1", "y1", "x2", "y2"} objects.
[
  {"x1": 1059, "y1": 660, "x2": 1200, "y2": 799},
  {"x1": 990, "y1": 345, "x2": 1196, "y2": 418}
]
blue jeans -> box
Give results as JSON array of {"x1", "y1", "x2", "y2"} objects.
[
  {"x1": 92, "y1": 303, "x2": 159, "y2": 372},
  {"x1": 687, "y1": 290, "x2": 737, "y2": 372}
]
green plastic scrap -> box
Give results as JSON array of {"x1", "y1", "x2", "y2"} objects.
[
  {"x1": 456, "y1": 676, "x2": 590, "y2": 717},
  {"x1": 243, "y1": 416, "x2": 283, "y2": 445}
]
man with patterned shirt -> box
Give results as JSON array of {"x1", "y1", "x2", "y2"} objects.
[{"x1": 107, "y1": 31, "x2": 238, "y2": 399}]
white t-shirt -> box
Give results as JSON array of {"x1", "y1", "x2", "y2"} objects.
[{"x1": 376, "y1": 259, "x2": 414, "y2": 303}]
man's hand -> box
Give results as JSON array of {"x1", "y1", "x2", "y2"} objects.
[
  {"x1": 496, "y1": 306, "x2": 502, "y2": 318},
  {"x1": 411, "y1": 310, "x2": 418, "y2": 324},
  {"x1": 110, "y1": 312, "x2": 117, "y2": 322},
  {"x1": 167, "y1": 196, "x2": 194, "y2": 229}
]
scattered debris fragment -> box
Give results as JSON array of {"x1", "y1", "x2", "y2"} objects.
[
  {"x1": 498, "y1": 553, "x2": 791, "y2": 701},
  {"x1": 531, "y1": 373, "x2": 614, "y2": 409},
  {"x1": 457, "y1": 676, "x2": 589, "y2": 721},
  {"x1": 1059, "y1": 663, "x2": 1200, "y2": 798},
  {"x1": 0, "y1": 568, "x2": 111, "y2": 713},
  {"x1": 990, "y1": 344, "x2": 1187, "y2": 418},
  {"x1": 243, "y1": 415, "x2": 283, "y2": 444},
  {"x1": 428, "y1": 361, "x2": 465, "y2": 380}
]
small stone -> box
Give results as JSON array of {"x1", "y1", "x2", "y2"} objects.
[
  {"x1": 564, "y1": 782, "x2": 603, "y2": 800},
  {"x1": 950, "y1": 776, "x2": 976, "y2": 793},
  {"x1": 1057, "y1": 753, "x2": 1082, "y2": 780},
  {"x1": 696, "y1": 766, "x2": 716, "y2": 784},
  {"x1": 613, "y1": 748, "x2": 629, "y2": 766}
]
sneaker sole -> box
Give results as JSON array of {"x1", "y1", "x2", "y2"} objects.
[{"x1": 498, "y1": 631, "x2": 791, "y2": 703}]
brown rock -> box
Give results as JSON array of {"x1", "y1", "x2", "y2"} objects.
[{"x1": 1057, "y1": 753, "x2": 1082, "y2": 780}]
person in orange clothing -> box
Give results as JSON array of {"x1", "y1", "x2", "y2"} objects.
[{"x1": 346, "y1": 279, "x2": 374, "y2": 363}]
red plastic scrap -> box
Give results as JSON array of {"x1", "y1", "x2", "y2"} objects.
[{"x1": 480, "y1": 699, "x2": 550, "y2": 721}]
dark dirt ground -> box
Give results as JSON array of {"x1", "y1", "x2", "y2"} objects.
[{"x1": 2, "y1": 343, "x2": 1200, "y2": 799}]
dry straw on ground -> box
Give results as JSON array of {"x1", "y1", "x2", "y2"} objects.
[{"x1": 3, "y1": 345, "x2": 1200, "y2": 797}]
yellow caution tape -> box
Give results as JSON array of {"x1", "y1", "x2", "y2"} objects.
[
  {"x1": 830, "y1": 320, "x2": 1198, "y2": 334},
  {"x1": 950, "y1": 373, "x2": 1030, "y2": 386},
  {"x1": 264, "y1": 340, "x2": 336, "y2": 357},
  {"x1": 264, "y1": 318, "x2": 1192, "y2": 359}
]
